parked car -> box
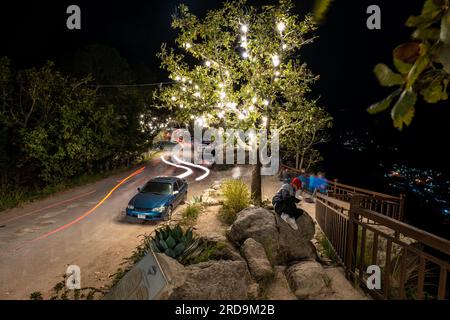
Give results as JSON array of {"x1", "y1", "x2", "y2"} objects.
[{"x1": 126, "y1": 176, "x2": 188, "y2": 221}]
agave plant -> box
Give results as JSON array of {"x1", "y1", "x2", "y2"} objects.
[{"x1": 150, "y1": 225, "x2": 201, "y2": 263}]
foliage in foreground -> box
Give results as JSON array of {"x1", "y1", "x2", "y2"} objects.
[
  {"x1": 367, "y1": 0, "x2": 450, "y2": 130},
  {"x1": 219, "y1": 179, "x2": 251, "y2": 224}
]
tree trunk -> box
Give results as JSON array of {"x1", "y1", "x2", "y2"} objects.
[
  {"x1": 251, "y1": 146, "x2": 262, "y2": 205},
  {"x1": 299, "y1": 153, "x2": 305, "y2": 172},
  {"x1": 295, "y1": 153, "x2": 300, "y2": 170}
]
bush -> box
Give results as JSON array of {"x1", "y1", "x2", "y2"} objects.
[
  {"x1": 150, "y1": 225, "x2": 205, "y2": 265},
  {"x1": 182, "y1": 204, "x2": 201, "y2": 225},
  {"x1": 219, "y1": 179, "x2": 251, "y2": 224}
]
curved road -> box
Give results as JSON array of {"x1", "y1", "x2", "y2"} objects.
[{"x1": 0, "y1": 155, "x2": 214, "y2": 299}]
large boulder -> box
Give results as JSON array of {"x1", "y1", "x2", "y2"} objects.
[
  {"x1": 228, "y1": 207, "x2": 279, "y2": 253},
  {"x1": 157, "y1": 254, "x2": 253, "y2": 299},
  {"x1": 200, "y1": 234, "x2": 244, "y2": 262},
  {"x1": 286, "y1": 260, "x2": 332, "y2": 299},
  {"x1": 169, "y1": 260, "x2": 253, "y2": 300},
  {"x1": 275, "y1": 213, "x2": 317, "y2": 263},
  {"x1": 241, "y1": 238, "x2": 273, "y2": 281},
  {"x1": 228, "y1": 207, "x2": 316, "y2": 264}
]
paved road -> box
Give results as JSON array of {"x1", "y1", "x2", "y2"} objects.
[{"x1": 0, "y1": 155, "x2": 215, "y2": 299}]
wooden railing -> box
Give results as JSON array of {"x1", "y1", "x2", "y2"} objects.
[{"x1": 315, "y1": 193, "x2": 450, "y2": 300}]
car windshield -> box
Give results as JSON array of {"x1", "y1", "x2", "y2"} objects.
[{"x1": 140, "y1": 181, "x2": 172, "y2": 195}]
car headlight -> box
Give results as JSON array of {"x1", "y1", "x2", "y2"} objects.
[
  {"x1": 127, "y1": 204, "x2": 134, "y2": 210},
  {"x1": 153, "y1": 206, "x2": 166, "y2": 213}
]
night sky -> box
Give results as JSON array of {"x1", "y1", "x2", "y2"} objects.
[{"x1": 0, "y1": 0, "x2": 448, "y2": 178}]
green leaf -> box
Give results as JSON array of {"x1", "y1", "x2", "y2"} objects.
[
  {"x1": 159, "y1": 239, "x2": 168, "y2": 251},
  {"x1": 150, "y1": 241, "x2": 160, "y2": 253},
  {"x1": 165, "y1": 235, "x2": 176, "y2": 249},
  {"x1": 406, "y1": 0, "x2": 442, "y2": 28},
  {"x1": 313, "y1": 0, "x2": 333, "y2": 23},
  {"x1": 406, "y1": 47, "x2": 430, "y2": 89},
  {"x1": 164, "y1": 248, "x2": 176, "y2": 258},
  {"x1": 394, "y1": 58, "x2": 413, "y2": 75},
  {"x1": 412, "y1": 27, "x2": 441, "y2": 41},
  {"x1": 374, "y1": 64, "x2": 405, "y2": 87},
  {"x1": 173, "y1": 225, "x2": 182, "y2": 241},
  {"x1": 437, "y1": 43, "x2": 450, "y2": 73},
  {"x1": 367, "y1": 89, "x2": 402, "y2": 114},
  {"x1": 440, "y1": 9, "x2": 450, "y2": 43},
  {"x1": 173, "y1": 242, "x2": 186, "y2": 256},
  {"x1": 420, "y1": 78, "x2": 448, "y2": 103},
  {"x1": 391, "y1": 89, "x2": 417, "y2": 130}
]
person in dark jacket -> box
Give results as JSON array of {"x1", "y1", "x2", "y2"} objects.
[{"x1": 272, "y1": 177, "x2": 303, "y2": 230}]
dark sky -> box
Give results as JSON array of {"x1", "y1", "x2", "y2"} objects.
[{"x1": 0, "y1": 0, "x2": 448, "y2": 174}]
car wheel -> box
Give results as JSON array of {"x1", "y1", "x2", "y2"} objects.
[
  {"x1": 164, "y1": 206, "x2": 173, "y2": 221},
  {"x1": 181, "y1": 192, "x2": 187, "y2": 204}
]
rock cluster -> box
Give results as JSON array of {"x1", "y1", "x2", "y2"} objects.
[{"x1": 227, "y1": 207, "x2": 317, "y2": 265}]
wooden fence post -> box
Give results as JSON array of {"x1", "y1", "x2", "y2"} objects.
[
  {"x1": 399, "y1": 194, "x2": 406, "y2": 221},
  {"x1": 345, "y1": 195, "x2": 360, "y2": 280}
]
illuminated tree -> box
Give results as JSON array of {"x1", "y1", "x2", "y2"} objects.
[{"x1": 155, "y1": 0, "x2": 320, "y2": 203}]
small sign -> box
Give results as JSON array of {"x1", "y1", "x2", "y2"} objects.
[{"x1": 104, "y1": 250, "x2": 168, "y2": 300}]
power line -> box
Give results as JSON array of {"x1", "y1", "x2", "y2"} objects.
[{"x1": 88, "y1": 81, "x2": 175, "y2": 88}]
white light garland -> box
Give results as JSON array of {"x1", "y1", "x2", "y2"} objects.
[
  {"x1": 272, "y1": 54, "x2": 280, "y2": 67},
  {"x1": 277, "y1": 21, "x2": 286, "y2": 33}
]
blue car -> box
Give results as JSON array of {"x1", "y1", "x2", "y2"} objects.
[{"x1": 126, "y1": 176, "x2": 188, "y2": 221}]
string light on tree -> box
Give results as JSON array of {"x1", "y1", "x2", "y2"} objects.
[
  {"x1": 276, "y1": 21, "x2": 286, "y2": 33},
  {"x1": 272, "y1": 54, "x2": 280, "y2": 67}
]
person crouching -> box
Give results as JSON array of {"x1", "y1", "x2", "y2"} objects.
[{"x1": 272, "y1": 177, "x2": 303, "y2": 230}]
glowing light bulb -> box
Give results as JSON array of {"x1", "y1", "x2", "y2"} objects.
[
  {"x1": 263, "y1": 99, "x2": 269, "y2": 106},
  {"x1": 242, "y1": 51, "x2": 249, "y2": 59},
  {"x1": 182, "y1": 77, "x2": 186, "y2": 83},
  {"x1": 194, "y1": 92, "x2": 201, "y2": 98},
  {"x1": 282, "y1": 43, "x2": 287, "y2": 50},
  {"x1": 175, "y1": 76, "x2": 181, "y2": 81},
  {"x1": 272, "y1": 54, "x2": 280, "y2": 67},
  {"x1": 275, "y1": 71, "x2": 280, "y2": 76},
  {"x1": 205, "y1": 61, "x2": 211, "y2": 67},
  {"x1": 171, "y1": 96, "x2": 176, "y2": 101},
  {"x1": 194, "y1": 85, "x2": 199, "y2": 90},
  {"x1": 241, "y1": 24, "x2": 248, "y2": 33},
  {"x1": 277, "y1": 21, "x2": 286, "y2": 32},
  {"x1": 185, "y1": 42, "x2": 192, "y2": 48}
]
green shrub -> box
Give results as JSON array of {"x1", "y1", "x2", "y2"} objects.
[
  {"x1": 30, "y1": 291, "x2": 43, "y2": 300},
  {"x1": 182, "y1": 204, "x2": 201, "y2": 224},
  {"x1": 150, "y1": 225, "x2": 205, "y2": 264},
  {"x1": 219, "y1": 179, "x2": 251, "y2": 224}
]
